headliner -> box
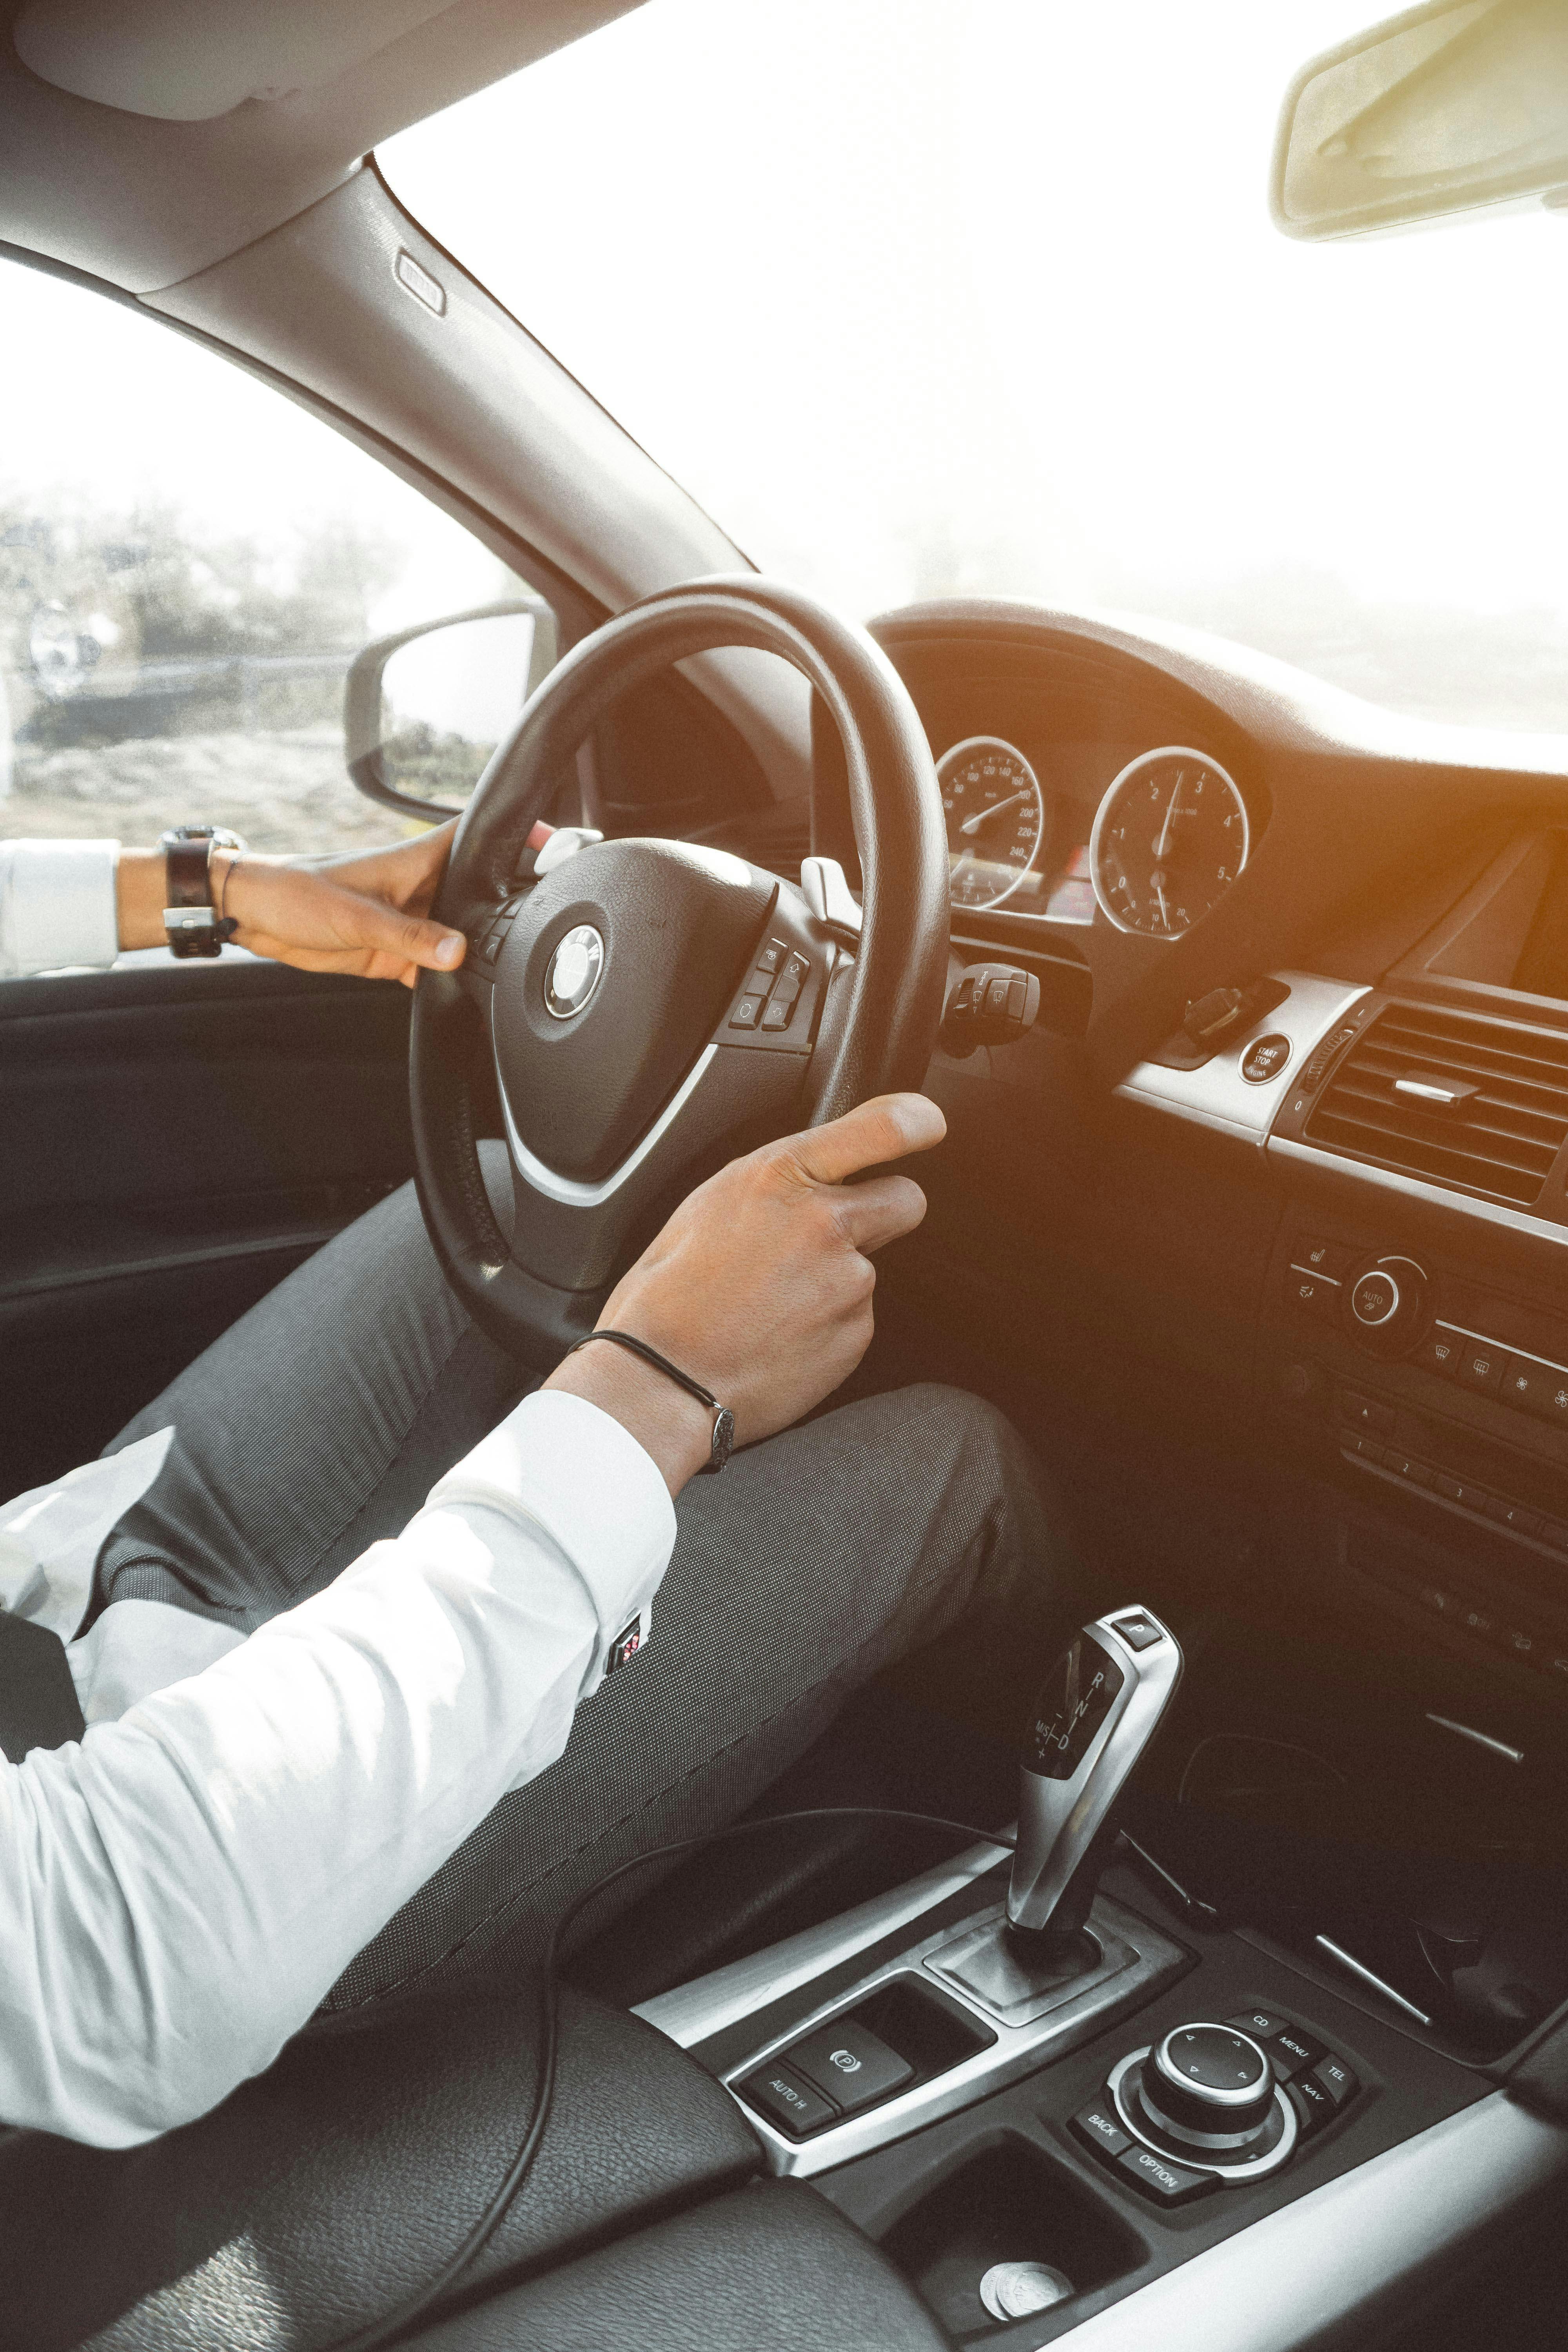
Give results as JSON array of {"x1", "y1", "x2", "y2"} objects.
[{"x1": 0, "y1": 0, "x2": 648, "y2": 291}]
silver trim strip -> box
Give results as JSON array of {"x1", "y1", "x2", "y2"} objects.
[
  {"x1": 1312, "y1": 1935, "x2": 1432, "y2": 2027},
  {"x1": 1049, "y1": 2092, "x2": 1567, "y2": 2352},
  {"x1": 1268, "y1": 1134, "x2": 1568, "y2": 1252},
  {"x1": 492, "y1": 1020, "x2": 718, "y2": 1208},
  {"x1": 1425, "y1": 1712, "x2": 1525, "y2": 1766},
  {"x1": 1116, "y1": 976, "x2": 1369, "y2": 1144},
  {"x1": 634, "y1": 1832, "x2": 1013, "y2": 2049},
  {"x1": 1435, "y1": 1316, "x2": 1568, "y2": 1383}
]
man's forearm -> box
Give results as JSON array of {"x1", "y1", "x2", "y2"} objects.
[{"x1": 0, "y1": 1391, "x2": 674, "y2": 2147}]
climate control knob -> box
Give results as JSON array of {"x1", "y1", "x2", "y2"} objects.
[{"x1": 1343, "y1": 1254, "x2": 1428, "y2": 1356}]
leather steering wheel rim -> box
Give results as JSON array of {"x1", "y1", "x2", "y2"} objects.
[{"x1": 409, "y1": 574, "x2": 949, "y2": 1368}]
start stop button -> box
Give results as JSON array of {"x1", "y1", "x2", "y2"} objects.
[{"x1": 1241, "y1": 1033, "x2": 1292, "y2": 1083}]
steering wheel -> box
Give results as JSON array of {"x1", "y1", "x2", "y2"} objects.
[{"x1": 410, "y1": 575, "x2": 949, "y2": 1369}]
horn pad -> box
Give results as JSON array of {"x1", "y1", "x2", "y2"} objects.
[{"x1": 492, "y1": 839, "x2": 774, "y2": 1184}]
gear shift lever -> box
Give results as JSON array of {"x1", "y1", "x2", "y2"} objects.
[{"x1": 1006, "y1": 1606, "x2": 1183, "y2": 1963}]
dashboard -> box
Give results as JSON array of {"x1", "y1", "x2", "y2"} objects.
[{"x1": 852, "y1": 599, "x2": 1568, "y2": 1980}]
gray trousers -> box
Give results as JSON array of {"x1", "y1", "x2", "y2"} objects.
[{"x1": 97, "y1": 1160, "x2": 1059, "y2": 2020}]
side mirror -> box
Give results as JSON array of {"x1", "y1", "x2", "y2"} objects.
[
  {"x1": 344, "y1": 598, "x2": 557, "y2": 822},
  {"x1": 1272, "y1": 0, "x2": 1568, "y2": 243}
]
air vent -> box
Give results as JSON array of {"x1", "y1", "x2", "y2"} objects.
[{"x1": 1305, "y1": 1002, "x2": 1568, "y2": 1210}]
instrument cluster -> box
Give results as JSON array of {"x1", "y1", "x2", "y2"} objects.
[{"x1": 937, "y1": 733, "x2": 1250, "y2": 940}]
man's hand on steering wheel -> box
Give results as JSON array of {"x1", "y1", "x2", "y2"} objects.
[
  {"x1": 544, "y1": 1093, "x2": 946, "y2": 1495},
  {"x1": 116, "y1": 825, "x2": 470, "y2": 986}
]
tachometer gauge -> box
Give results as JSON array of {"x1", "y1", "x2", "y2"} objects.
[
  {"x1": 936, "y1": 737, "x2": 1047, "y2": 913},
  {"x1": 1089, "y1": 748, "x2": 1249, "y2": 938}
]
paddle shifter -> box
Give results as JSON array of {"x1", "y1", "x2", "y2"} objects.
[{"x1": 1007, "y1": 1607, "x2": 1183, "y2": 1963}]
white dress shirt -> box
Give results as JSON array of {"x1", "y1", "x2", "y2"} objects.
[
  {"x1": 0, "y1": 837, "x2": 122, "y2": 976},
  {"x1": 0, "y1": 842, "x2": 678, "y2": 2148}
]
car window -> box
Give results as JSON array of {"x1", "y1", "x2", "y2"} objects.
[
  {"x1": 383, "y1": 0, "x2": 1568, "y2": 734},
  {"x1": 0, "y1": 259, "x2": 554, "y2": 855}
]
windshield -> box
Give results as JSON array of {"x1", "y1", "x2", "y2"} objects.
[{"x1": 383, "y1": 0, "x2": 1568, "y2": 733}]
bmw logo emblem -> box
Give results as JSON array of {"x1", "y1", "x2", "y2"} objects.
[{"x1": 544, "y1": 924, "x2": 604, "y2": 1019}]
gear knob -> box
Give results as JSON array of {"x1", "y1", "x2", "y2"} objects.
[{"x1": 1007, "y1": 1607, "x2": 1183, "y2": 1947}]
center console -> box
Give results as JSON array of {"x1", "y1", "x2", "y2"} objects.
[{"x1": 622, "y1": 1601, "x2": 1559, "y2": 2348}]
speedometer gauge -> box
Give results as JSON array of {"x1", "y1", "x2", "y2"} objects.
[
  {"x1": 1089, "y1": 748, "x2": 1249, "y2": 938},
  {"x1": 936, "y1": 737, "x2": 1047, "y2": 912}
]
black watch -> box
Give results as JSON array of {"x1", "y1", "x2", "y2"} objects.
[{"x1": 160, "y1": 825, "x2": 246, "y2": 958}]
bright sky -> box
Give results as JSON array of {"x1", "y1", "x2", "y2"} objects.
[{"x1": 383, "y1": 0, "x2": 1568, "y2": 626}]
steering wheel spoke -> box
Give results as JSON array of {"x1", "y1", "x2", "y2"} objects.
[{"x1": 410, "y1": 577, "x2": 948, "y2": 1368}]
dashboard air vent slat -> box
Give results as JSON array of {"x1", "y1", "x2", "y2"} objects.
[{"x1": 1305, "y1": 1002, "x2": 1568, "y2": 1210}]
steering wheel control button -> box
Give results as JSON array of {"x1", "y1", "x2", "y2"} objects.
[
  {"x1": 729, "y1": 993, "x2": 764, "y2": 1030},
  {"x1": 760, "y1": 999, "x2": 792, "y2": 1031},
  {"x1": 1241, "y1": 1033, "x2": 1291, "y2": 1084},
  {"x1": 542, "y1": 924, "x2": 605, "y2": 1020},
  {"x1": 1350, "y1": 1270, "x2": 1399, "y2": 1328},
  {"x1": 1265, "y1": 2025, "x2": 1326, "y2": 2082},
  {"x1": 1116, "y1": 2144, "x2": 1215, "y2": 2205},
  {"x1": 788, "y1": 2021, "x2": 914, "y2": 2116},
  {"x1": 773, "y1": 953, "x2": 809, "y2": 1006},
  {"x1": 1314, "y1": 2054, "x2": 1359, "y2": 2106},
  {"x1": 1071, "y1": 2100, "x2": 1132, "y2": 2162},
  {"x1": 738, "y1": 2061, "x2": 839, "y2": 2138},
  {"x1": 753, "y1": 939, "x2": 786, "y2": 975}
]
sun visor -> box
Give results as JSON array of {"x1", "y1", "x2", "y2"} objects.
[{"x1": 12, "y1": 0, "x2": 460, "y2": 121}]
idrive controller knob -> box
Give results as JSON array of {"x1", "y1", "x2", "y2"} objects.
[
  {"x1": 1141, "y1": 2025, "x2": 1274, "y2": 2147},
  {"x1": 1343, "y1": 1254, "x2": 1428, "y2": 1356}
]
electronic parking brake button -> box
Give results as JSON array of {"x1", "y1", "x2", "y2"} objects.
[
  {"x1": 739, "y1": 2061, "x2": 838, "y2": 2138},
  {"x1": 1116, "y1": 2145, "x2": 1215, "y2": 2205},
  {"x1": 788, "y1": 2020, "x2": 914, "y2": 2116}
]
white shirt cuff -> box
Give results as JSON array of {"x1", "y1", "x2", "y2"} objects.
[
  {"x1": 423, "y1": 1387, "x2": 676, "y2": 1680},
  {"x1": 0, "y1": 840, "x2": 120, "y2": 976}
]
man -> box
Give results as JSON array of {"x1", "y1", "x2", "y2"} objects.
[{"x1": 0, "y1": 826, "x2": 1056, "y2": 2147}]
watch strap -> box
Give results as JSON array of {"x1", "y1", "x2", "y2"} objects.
[{"x1": 160, "y1": 826, "x2": 244, "y2": 959}]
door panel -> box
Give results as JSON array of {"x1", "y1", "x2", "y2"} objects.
[{"x1": 0, "y1": 957, "x2": 412, "y2": 1495}]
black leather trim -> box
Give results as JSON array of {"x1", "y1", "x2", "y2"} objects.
[
  {"x1": 0, "y1": 1985, "x2": 761, "y2": 2352},
  {"x1": 401, "y1": 2180, "x2": 955, "y2": 2352}
]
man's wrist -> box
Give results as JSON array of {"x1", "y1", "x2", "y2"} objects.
[{"x1": 543, "y1": 1348, "x2": 714, "y2": 1498}]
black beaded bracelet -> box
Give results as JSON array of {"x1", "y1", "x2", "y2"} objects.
[{"x1": 564, "y1": 1330, "x2": 735, "y2": 1474}]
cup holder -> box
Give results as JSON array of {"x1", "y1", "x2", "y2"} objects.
[{"x1": 880, "y1": 2134, "x2": 1144, "y2": 2338}]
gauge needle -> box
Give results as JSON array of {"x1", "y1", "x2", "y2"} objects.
[
  {"x1": 1155, "y1": 878, "x2": 1171, "y2": 930},
  {"x1": 960, "y1": 788, "x2": 1030, "y2": 837},
  {"x1": 1154, "y1": 774, "x2": 1183, "y2": 861}
]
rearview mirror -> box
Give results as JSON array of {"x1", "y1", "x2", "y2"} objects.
[
  {"x1": 1272, "y1": 0, "x2": 1568, "y2": 242},
  {"x1": 344, "y1": 598, "x2": 557, "y2": 822}
]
